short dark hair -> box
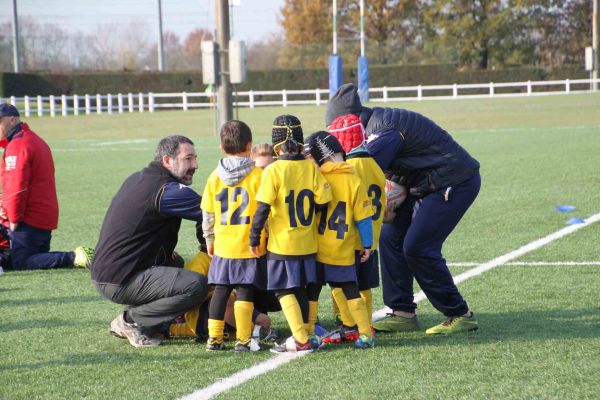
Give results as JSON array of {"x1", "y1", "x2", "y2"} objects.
[
  {"x1": 154, "y1": 135, "x2": 194, "y2": 162},
  {"x1": 220, "y1": 120, "x2": 253, "y2": 154}
]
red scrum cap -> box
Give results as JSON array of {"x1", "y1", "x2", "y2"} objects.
[{"x1": 327, "y1": 113, "x2": 366, "y2": 154}]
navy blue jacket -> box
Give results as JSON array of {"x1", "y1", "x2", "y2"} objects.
[{"x1": 362, "y1": 107, "x2": 479, "y2": 197}]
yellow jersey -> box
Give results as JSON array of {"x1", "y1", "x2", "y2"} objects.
[
  {"x1": 316, "y1": 161, "x2": 373, "y2": 266},
  {"x1": 256, "y1": 158, "x2": 332, "y2": 255},
  {"x1": 347, "y1": 155, "x2": 386, "y2": 250},
  {"x1": 201, "y1": 166, "x2": 266, "y2": 258}
]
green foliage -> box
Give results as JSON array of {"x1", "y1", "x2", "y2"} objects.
[{"x1": 0, "y1": 64, "x2": 588, "y2": 97}]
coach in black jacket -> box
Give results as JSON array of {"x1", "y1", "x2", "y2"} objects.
[
  {"x1": 326, "y1": 83, "x2": 480, "y2": 335},
  {"x1": 92, "y1": 135, "x2": 208, "y2": 347}
]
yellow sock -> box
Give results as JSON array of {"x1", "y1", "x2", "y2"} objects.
[
  {"x1": 208, "y1": 319, "x2": 225, "y2": 342},
  {"x1": 331, "y1": 288, "x2": 355, "y2": 327},
  {"x1": 279, "y1": 294, "x2": 309, "y2": 344},
  {"x1": 182, "y1": 306, "x2": 201, "y2": 336},
  {"x1": 331, "y1": 292, "x2": 340, "y2": 316},
  {"x1": 347, "y1": 298, "x2": 372, "y2": 337},
  {"x1": 360, "y1": 289, "x2": 374, "y2": 323},
  {"x1": 234, "y1": 300, "x2": 254, "y2": 343},
  {"x1": 307, "y1": 301, "x2": 319, "y2": 336}
]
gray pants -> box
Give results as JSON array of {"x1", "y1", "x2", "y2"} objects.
[{"x1": 95, "y1": 266, "x2": 208, "y2": 334}]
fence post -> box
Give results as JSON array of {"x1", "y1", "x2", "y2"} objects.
[
  {"x1": 182, "y1": 92, "x2": 188, "y2": 111},
  {"x1": 383, "y1": 86, "x2": 388, "y2": 103},
  {"x1": 73, "y1": 95, "x2": 79, "y2": 116},
  {"x1": 24, "y1": 96, "x2": 30, "y2": 117},
  {"x1": 453, "y1": 83, "x2": 458, "y2": 98},
  {"x1": 85, "y1": 95, "x2": 91, "y2": 115},
  {"x1": 489, "y1": 82, "x2": 494, "y2": 97},
  {"x1": 107, "y1": 94, "x2": 113, "y2": 114},
  {"x1": 117, "y1": 93, "x2": 124, "y2": 114},
  {"x1": 417, "y1": 85, "x2": 422, "y2": 101},
  {"x1": 37, "y1": 96, "x2": 43, "y2": 116},
  {"x1": 61, "y1": 95, "x2": 67, "y2": 116},
  {"x1": 315, "y1": 89, "x2": 321, "y2": 106},
  {"x1": 565, "y1": 79, "x2": 570, "y2": 94},
  {"x1": 96, "y1": 94, "x2": 102, "y2": 114},
  {"x1": 128, "y1": 93, "x2": 134, "y2": 113},
  {"x1": 249, "y1": 90, "x2": 254, "y2": 109},
  {"x1": 527, "y1": 81, "x2": 532, "y2": 96},
  {"x1": 49, "y1": 95, "x2": 56, "y2": 117},
  {"x1": 138, "y1": 93, "x2": 144, "y2": 112},
  {"x1": 148, "y1": 93, "x2": 155, "y2": 113},
  {"x1": 282, "y1": 89, "x2": 287, "y2": 107},
  {"x1": 9, "y1": 96, "x2": 16, "y2": 105}
]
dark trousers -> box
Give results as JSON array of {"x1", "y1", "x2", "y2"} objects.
[
  {"x1": 379, "y1": 173, "x2": 481, "y2": 317},
  {"x1": 95, "y1": 266, "x2": 208, "y2": 334},
  {"x1": 8, "y1": 223, "x2": 74, "y2": 270}
]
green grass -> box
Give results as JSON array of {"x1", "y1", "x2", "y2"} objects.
[{"x1": 1, "y1": 93, "x2": 600, "y2": 399}]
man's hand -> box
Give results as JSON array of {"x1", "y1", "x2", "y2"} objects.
[
  {"x1": 9, "y1": 222, "x2": 18, "y2": 231},
  {"x1": 250, "y1": 246, "x2": 262, "y2": 258},
  {"x1": 207, "y1": 243, "x2": 214, "y2": 258}
]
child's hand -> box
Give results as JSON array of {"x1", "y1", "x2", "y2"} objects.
[
  {"x1": 359, "y1": 249, "x2": 371, "y2": 263},
  {"x1": 250, "y1": 246, "x2": 261, "y2": 258},
  {"x1": 207, "y1": 244, "x2": 214, "y2": 258}
]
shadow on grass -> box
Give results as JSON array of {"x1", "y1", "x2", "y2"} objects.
[
  {"x1": 372, "y1": 307, "x2": 600, "y2": 349},
  {"x1": 0, "y1": 318, "x2": 74, "y2": 333}
]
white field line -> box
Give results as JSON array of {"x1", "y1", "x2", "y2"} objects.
[
  {"x1": 448, "y1": 261, "x2": 600, "y2": 267},
  {"x1": 181, "y1": 211, "x2": 600, "y2": 400}
]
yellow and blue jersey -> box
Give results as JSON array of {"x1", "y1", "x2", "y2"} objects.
[
  {"x1": 201, "y1": 167, "x2": 266, "y2": 258},
  {"x1": 316, "y1": 161, "x2": 373, "y2": 266},
  {"x1": 256, "y1": 158, "x2": 332, "y2": 255},
  {"x1": 347, "y1": 155, "x2": 386, "y2": 250}
]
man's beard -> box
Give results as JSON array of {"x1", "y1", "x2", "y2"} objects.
[{"x1": 171, "y1": 160, "x2": 195, "y2": 185}]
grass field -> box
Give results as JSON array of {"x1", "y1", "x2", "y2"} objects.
[{"x1": 1, "y1": 93, "x2": 600, "y2": 399}]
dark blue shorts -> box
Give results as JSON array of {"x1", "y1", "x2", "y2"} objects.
[
  {"x1": 208, "y1": 255, "x2": 267, "y2": 290},
  {"x1": 267, "y1": 255, "x2": 319, "y2": 290}
]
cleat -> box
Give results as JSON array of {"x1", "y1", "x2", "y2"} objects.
[
  {"x1": 354, "y1": 334, "x2": 375, "y2": 349},
  {"x1": 252, "y1": 325, "x2": 280, "y2": 343},
  {"x1": 206, "y1": 337, "x2": 226, "y2": 351},
  {"x1": 425, "y1": 313, "x2": 479, "y2": 335},
  {"x1": 110, "y1": 313, "x2": 162, "y2": 348},
  {"x1": 322, "y1": 325, "x2": 360, "y2": 344},
  {"x1": 235, "y1": 338, "x2": 262, "y2": 352},
  {"x1": 269, "y1": 336, "x2": 313, "y2": 354},
  {"x1": 307, "y1": 334, "x2": 324, "y2": 350},
  {"x1": 372, "y1": 313, "x2": 420, "y2": 333},
  {"x1": 74, "y1": 246, "x2": 94, "y2": 269}
]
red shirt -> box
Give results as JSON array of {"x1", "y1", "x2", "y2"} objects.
[{"x1": 0, "y1": 122, "x2": 59, "y2": 230}]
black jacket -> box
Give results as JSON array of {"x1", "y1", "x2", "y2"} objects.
[{"x1": 91, "y1": 162, "x2": 183, "y2": 285}]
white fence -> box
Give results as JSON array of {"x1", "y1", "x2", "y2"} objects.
[{"x1": 1, "y1": 78, "x2": 598, "y2": 117}]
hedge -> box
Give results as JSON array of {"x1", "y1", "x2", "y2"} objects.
[{"x1": 0, "y1": 65, "x2": 588, "y2": 97}]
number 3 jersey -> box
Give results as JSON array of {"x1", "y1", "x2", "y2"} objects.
[
  {"x1": 255, "y1": 157, "x2": 332, "y2": 256},
  {"x1": 346, "y1": 155, "x2": 386, "y2": 251},
  {"x1": 316, "y1": 161, "x2": 373, "y2": 266},
  {"x1": 201, "y1": 159, "x2": 266, "y2": 259}
]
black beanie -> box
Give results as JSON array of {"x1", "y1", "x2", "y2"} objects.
[
  {"x1": 307, "y1": 131, "x2": 345, "y2": 166},
  {"x1": 272, "y1": 114, "x2": 304, "y2": 148},
  {"x1": 325, "y1": 83, "x2": 363, "y2": 126}
]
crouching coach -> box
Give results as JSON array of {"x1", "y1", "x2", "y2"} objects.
[{"x1": 92, "y1": 135, "x2": 208, "y2": 348}]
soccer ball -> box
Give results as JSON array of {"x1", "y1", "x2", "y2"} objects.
[{"x1": 383, "y1": 180, "x2": 407, "y2": 223}]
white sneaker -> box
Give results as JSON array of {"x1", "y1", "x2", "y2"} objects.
[{"x1": 110, "y1": 313, "x2": 162, "y2": 348}]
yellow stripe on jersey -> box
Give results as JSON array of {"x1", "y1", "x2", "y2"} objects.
[
  {"x1": 256, "y1": 159, "x2": 332, "y2": 255},
  {"x1": 201, "y1": 166, "x2": 266, "y2": 258},
  {"x1": 316, "y1": 161, "x2": 373, "y2": 266},
  {"x1": 347, "y1": 157, "x2": 386, "y2": 250}
]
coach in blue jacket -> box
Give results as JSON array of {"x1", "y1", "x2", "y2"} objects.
[{"x1": 326, "y1": 83, "x2": 480, "y2": 335}]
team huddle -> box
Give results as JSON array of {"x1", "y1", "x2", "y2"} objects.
[
  {"x1": 91, "y1": 83, "x2": 481, "y2": 352},
  {"x1": 184, "y1": 112, "x2": 386, "y2": 353}
]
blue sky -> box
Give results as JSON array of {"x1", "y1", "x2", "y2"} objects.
[{"x1": 0, "y1": 0, "x2": 284, "y2": 43}]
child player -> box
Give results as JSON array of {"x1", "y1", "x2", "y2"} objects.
[
  {"x1": 250, "y1": 115, "x2": 332, "y2": 353},
  {"x1": 305, "y1": 131, "x2": 375, "y2": 349},
  {"x1": 324, "y1": 113, "x2": 387, "y2": 342},
  {"x1": 250, "y1": 143, "x2": 275, "y2": 169},
  {"x1": 201, "y1": 120, "x2": 267, "y2": 352}
]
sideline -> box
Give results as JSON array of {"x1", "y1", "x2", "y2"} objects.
[{"x1": 181, "y1": 212, "x2": 600, "y2": 400}]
